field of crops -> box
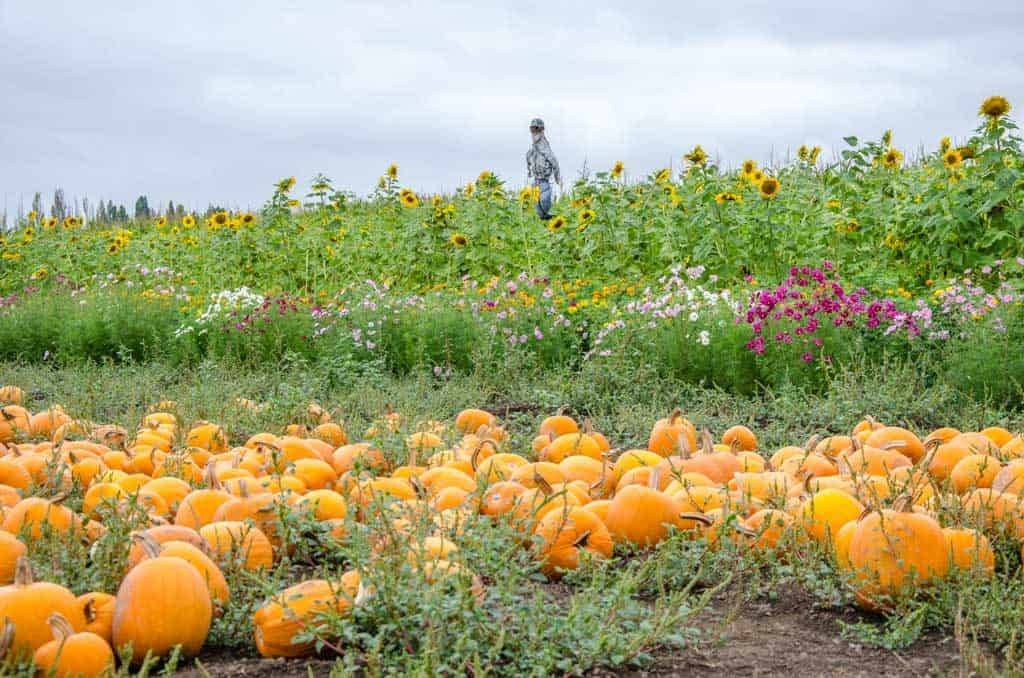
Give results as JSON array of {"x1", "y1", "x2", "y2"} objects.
[{"x1": 0, "y1": 97, "x2": 1023, "y2": 676}]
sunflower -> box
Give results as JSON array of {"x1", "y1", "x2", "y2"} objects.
[
  {"x1": 212, "y1": 211, "x2": 229, "y2": 226},
  {"x1": 518, "y1": 187, "x2": 534, "y2": 205},
  {"x1": 400, "y1": 191, "x2": 420, "y2": 208},
  {"x1": 882, "y1": 148, "x2": 903, "y2": 169},
  {"x1": 450, "y1": 233, "x2": 468, "y2": 247},
  {"x1": 979, "y1": 95, "x2": 1011, "y2": 119},
  {"x1": 464, "y1": 182, "x2": 475, "y2": 196},
  {"x1": 654, "y1": 168, "x2": 671, "y2": 184},
  {"x1": 809, "y1": 146, "x2": 821, "y2": 164},
  {"x1": 942, "y1": 149, "x2": 962, "y2": 169},
  {"x1": 548, "y1": 215, "x2": 567, "y2": 232},
  {"x1": 684, "y1": 145, "x2": 708, "y2": 166},
  {"x1": 287, "y1": 199, "x2": 301, "y2": 207},
  {"x1": 957, "y1": 145, "x2": 976, "y2": 160},
  {"x1": 611, "y1": 160, "x2": 624, "y2": 178},
  {"x1": 241, "y1": 213, "x2": 255, "y2": 225},
  {"x1": 182, "y1": 215, "x2": 196, "y2": 228},
  {"x1": 578, "y1": 209, "x2": 596, "y2": 225},
  {"x1": 386, "y1": 163, "x2": 399, "y2": 179},
  {"x1": 170, "y1": 226, "x2": 180, "y2": 236},
  {"x1": 156, "y1": 216, "x2": 167, "y2": 228},
  {"x1": 23, "y1": 226, "x2": 35, "y2": 239},
  {"x1": 741, "y1": 159, "x2": 757, "y2": 176},
  {"x1": 431, "y1": 195, "x2": 443, "y2": 208},
  {"x1": 477, "y1": 170, "x2": 494, "y2": 184},
  {"x1": 27, "y1": 210, "x2": 37, "y2": 222},
  {"x1": 714, "y1": 192, "x2": 743, "y2": 205},
  {"x1": 797, "y1": 145, "x2": 809, "y2": 161},
  {"x1": 751, "y1": 170, "x2": 764, "y2": 184},
  {"x1": 63, "y1": 216, "x2": 77, "y2": 228},
  {"x1": 278, "y1": 176, "x2": 297, "y2": 193},
  {"x1": 939, "y1": 136, "x2": 951, "y2": 153},
  {"x1": 44, "y1": 217, "x2": 58, "y2": 229},
  {"x1": 107, "y1": 242, "x2": 120, "y2": 255},
  {"x1": 31, "y1": 266, "x2": 48, "y2": 280},
  {"x1": 881, "y1": 129, "x2": 892, "y2": 147},
  {"x1": 758, "y1": 176, "x2": 780, "y2": 199}
]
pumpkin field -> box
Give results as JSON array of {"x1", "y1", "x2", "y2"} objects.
[{"x1": 1, "y1": 97, "x2": 1024, "y2": 676}]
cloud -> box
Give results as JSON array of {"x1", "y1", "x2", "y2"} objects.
[{"x1": 1, "y1": 0, "x2": 1022, "y2": 213}]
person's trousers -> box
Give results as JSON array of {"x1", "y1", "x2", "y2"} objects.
[{"x1": 535, "y1": 179, "x2": 552, "y2": 220}]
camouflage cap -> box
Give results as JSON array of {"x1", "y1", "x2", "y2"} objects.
[{"x1": 529, "y1": 118, "x2": 545, "y2": 129}]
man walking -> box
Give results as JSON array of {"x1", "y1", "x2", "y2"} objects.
[{"x1": 526, "y1": 118, "x2": 561, "y2": 220}]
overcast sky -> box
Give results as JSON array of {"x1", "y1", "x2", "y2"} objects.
[{"x1": 2, "y1": 1, "x2": 1023, "y2": 214}]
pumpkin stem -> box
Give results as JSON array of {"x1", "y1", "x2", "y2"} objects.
[
  {"x1": 733, "y1": 523, "x2": 758, "y2": 538},
  {"x1": 46, "y1": 613, "x2": 74, "y2": 643},
  {"x1": 82, "y1": 597, "x2": 98, "y2": 623},
  {"x1": 677, "y1": 512, "x2": 714, "y2": 526},
  {"x1": 729, "y1": 438, "x2": 741, "y2": 454},
  {"x1": 582, "y1": 418, "x2": 594, "y2": 435},
  {"x1": 205, "y1": 462, "x2": 222, "y2": 490},
  {"x1": 49, "y1": 492, "x2": 69, "y2": 505},
  {"x1": 648, "y1": 466, "x2": 663, "y2": 491},
  {"x1": 470, "y1": 443, "x2": 483, "y2": 472},
  {"x1": 572, "y1": 530, "x2": 592, "y2": 548},
  {"x1": 589, "y1": 462, "x2": 608, "y2": 497},
  {"x1": 408, "y1": 443, "x2": 418, "y2": 470},
  {"x1": 0, "y1": 619, "x2": 14, "y2": 661},
  {"x1": 700, "y1": 429, "x2": 714, "y2": 455},
  {"x1": 675, "y1": 434, "x2": 692, "y2": 459},
  {"x1": 804, "y1": 434, "x2": 821, "y2": 454},
  {"x1": 13, "y1": 556, "x2": 34, "y2": 587},
  {"x1": 668, "y1": 408, "x2": 682, "y2": 424},
  {"x1": 131, "y1": 531, "x2": 163, "y2": 559},
  {"x1": 410, "y1": 476, "x2": 427, "y2": 500},
  {"x1": 534, "y1": 470, "x2": 554, "y2": 495}
]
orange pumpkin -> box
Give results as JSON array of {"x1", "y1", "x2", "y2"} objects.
[
  {"x1": 112, "y1": 553, "x2": 212, "y2": 662},
  {"x1": 533, "y1": 507, "x2": 612, "y2": 578},
  {"x1": 0, "y1": 532, "x2": 27, "y2": 584},
  {"x1": 253, "y1": 571, "x2": 363, "y2": 658},
  {"x1": 32, "y1": 613, "x2": 113, "y2": 678},
  {"x1": 0, "y1": 558, "x2": 85, "y2": 655},
  {"x1": 200, "y1": 521, "x2": 275, "y2": 571},
  {"x1": 78, "y1": 592, "x2": 116, "y2": 643}
]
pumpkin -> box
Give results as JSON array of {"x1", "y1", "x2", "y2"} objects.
[
  {"x1": 136, "y1": 535, "x2": 229, "y2": 607},
  {"x1": 722, "y1": 425, "x2": 758, "y2": 451},
  {"x1": 0, "y1": 532, "x2": 26, "y2": 584},
  {"x1": 926, "y1": 441, "x2": 972, "y2": 481},
  {"x1": 847, "y1": 500, "x2": 949, "y2": 611},
  {"x1": 200, "y1": 521, "x2": 275, "y2": 571},
  {"x1": 0, "y1": 557, "x2": 85, "y2": 655},
  {"x1": 186, "y1": 422, "x2": 228, "y2": 452},
  {"x1": 112, "y1": 552, "x2": 212, "y2": 662},
  {"x1": 2, "y1": 495, "x2": 81, "y2": 539},
  {"x1": 0, "y1": 386, "x2": 25, "y2": 405},
  {"x1": 743, "y1": 509, "x2": 794, "y2": 551},
  {"x1": 992, "y1": 460, "x2": 1024, "y2": 495},
  {"x1": 950, "y1": 454, "x2": 1003, "y2": 494},
  {"x1": 312, "y1": 422, "x2": 348, "y2": 448},
  {"x1": 126, "y1": 525, "x2": 209, "y2": 570},
  {"x1": 78, "y1": 592, "x2": 116, "y2": 643},
  {"x1": 253, "y1": 571, "x2": 363, "y2": 658},
  {"x1": 943, "y1": 527, "x2": 995, "y2": 576},
  {"x1": 455, "y1": 408, "x2": 496, "y2": 434},
  {"x1": 799, "y1": 488, "x2": 865, "y2": 545},
  {"x1": 538, "y1": 413, "x2": 579, "y2": 439},
  {"x1": 647, "y1": 410, "x2": 697, "y2": 457},
  {"x1": 478, "y1": 481, "x2": 527, "y2": 517},
  {"x1": 32, "y1": 613, "x2": 113, "y2": 678},
  {"x1": 534, "y1": 507, "x2": 612, "y2": 579},
  {"x1": 539, "y1": 433, "x2": 603, "y2": 463},
  {"x1": 297, "y1": 489, "x2": 348, "y2": 521},
  {"x1": 604, "y1": 469, "x2": 678, "y2": 547}
]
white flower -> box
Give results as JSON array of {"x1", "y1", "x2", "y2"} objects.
[
  {"x1": 688, "y1": 312, "x2": 699, "y2": 322},
  {"x1": 697, "y1": 330, "x2": 710, "y2": 345}
]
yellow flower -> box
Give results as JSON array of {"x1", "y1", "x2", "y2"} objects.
[
  {"x1": 578, "y1": 209, "x2": 596, "y2": 225},
  {"x1": 401, "y1": 191, "x2": 420, "y2": 208},
  {"x1": 63, "y1": 216, "x2": 78, "y2": 229},
  {"x1": 278, "y1": 176, "x2": 297, "y2": 192},
  {"x1": 1, "y1": 252, "x2": 20, "y2": 261},
  {"x1": 751, "y1": 170, "x2": 764, "y2": 184},
  {"x1": 212, "y1": 211, "x2": 229, "y2": 226},
  {"x1": 156, "y1": 216, "x2": 167, "y2": 228},
  {"x1": 431, "y1": 195, "x2": 443, "y2": 207},
  {"x1": 386, "y1": 163, "x2": 399, "y2": 179},
  {"x1": 809, "y1": 146, "x2": 821, "y2": 164},
  {"x1": 241, "y1": 213, "x2": 255, "y2": 225},
  {"x1": 450, "y1": 233, "x2": 468, "y2": 247},
  {"x1": 714, "y1": 192, "x2": 743, "y2": 205},
  {"x1": 683, "y1": 145, "x2": 708, "y2": 166},
  {"x1": 31, "y1": 266, "x2": 48, "y2": 280},
  {"x1": 942, "y1": 149, "x2": 962, "y2": 169},
  {"x1": 826, "y1": 200, "x2": 841, "y2": 210},
  {"x1": 758, "y1": 176, "x2": 780, "y2": 199},
  {"x1": 548, "y1": 215, "x2": 567, "y2": 232},
  {"x1": 741, "y1": 159, "x2": 757, "y2": 177},
  {"x1": 107, "y1": 242, "x2": 120, "y2": 255},
  {"x1": 287, "y1": 199, "x2": 301, "y2": 207},
  {"x1": 27, "y1": 210, "x2": 37, "y2": 222},
  {"x1": 979, "y1": 95, "x2": 1011, "y2": 119},
  {"x1": 939, "y1": 136, "x2": 951, "y2": 153},
  {"x1": 518, "y1": 187, "x2": 535, "y2": 205},
  {"x1": 882, "y1": 148, "x2": 903, "y2": 169},
  {"x1": 377, "y1": 176, "x2": 387, "y2": 189},
  {"x1": 797, "y1": 145, "x2": 809, "y2": 161},
  {"x1": 464, "y1": 182, "x2": 475, "y2": 196},
  {"x1": 182, "y1": 215, "x2": 196, "y2": 228},
  {"x1": 477, "y1": 170, "x2": 494, "y2": 184},
  {"x1": 654, "y1": 168, "x2": 671, "y2": 184},
  {"x1": 44, "y1": 217, "x2": 58, "y2": 229},
  {"x1": 957, "y1": 146, "x2": 976, "y2": 160},
  {"x1": 611, "y1": 160, "x2": 624, "y2": 178},
  {"x1": 882, "y1": 129, "x2": 892, "y2": 147}
]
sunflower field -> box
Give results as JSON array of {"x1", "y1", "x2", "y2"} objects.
[{"x1": 2, "y1": 96, "x2": 1024, "y2": 676}]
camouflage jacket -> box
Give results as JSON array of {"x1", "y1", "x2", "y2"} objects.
[{"x1": 526, "y1": 136, "x2": 561, "y2": 183}]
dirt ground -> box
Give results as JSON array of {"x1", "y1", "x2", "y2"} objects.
[{"x1": 178, "y1": 584, "x2": 979, "y2": 677}]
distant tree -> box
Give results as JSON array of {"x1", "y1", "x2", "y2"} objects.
[
  {"x1": 175, "y1": 203, "x2": 185, "y2": 218},
  {"x1": 82, "y1": 197, "x2": 90, "y2": 220},
  {"x1": 134, "y1": 195, "x2": 151, "y2": 220},
  {"x1": 166, "y1": 200, "x2": 174, "y2": 218},
  {"x1": 51, "y1": 188, "x2": 67, "y2": 220},
  {"x1": 98, "y1": 200, "x2": 108, "y2": 222},
  {"x1": 31, "y1": 192, "x2": 44, "y2": 218},
  {"x1": 117, "y1": 205, "x2": 127, "y2": 221}
]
